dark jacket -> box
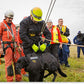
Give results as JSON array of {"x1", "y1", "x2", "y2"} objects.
[
  {"x1": 73, "y1": 33, "x2": 84, "y2": 45},
  {"x1": 57, "y1": 25, "x2": 70, "y2": 37},
  {"x1": 19, "y1": 16, "x2": 51, "y2": 49}
]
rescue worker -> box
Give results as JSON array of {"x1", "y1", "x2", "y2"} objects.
[
  {"x1": 57, "y1": 18, "x2": 70, "y2": 67},
  {"x1": 46, "y1": 19, "x2": 62, "y2": 61},
  {"x1": 19, "y1": 7, "x2": 51, "y2": 57},
  {"x1": 0, "y1": 10, "x2": 22, "y2": 82},
  {"x1": 73, "y1": 31, "x2": 84, "y2": 58}
]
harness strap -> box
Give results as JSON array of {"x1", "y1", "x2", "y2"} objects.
[
  {"x1": 3, "y1": 22, "x2": 15, "y2": 40},
  {"x1": 2, "y1": 41, "x2": 15, "y2": 54}
]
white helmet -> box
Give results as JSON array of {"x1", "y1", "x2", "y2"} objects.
[
  {"x1": 5, "y1": 10, "x2": 14, "y2": 18},
  {"x1": 47, "y1": 19, "x2": 52, "y2": 23}
]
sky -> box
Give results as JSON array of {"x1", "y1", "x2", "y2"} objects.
[{"x1": 0, "y1": 0, "x2": 84, "y2": 42}]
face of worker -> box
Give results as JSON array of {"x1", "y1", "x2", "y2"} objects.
[
  {"x1": 58, "y1": 19, "x2": 63, "y2": 26},
  {"x1": 5, "y1": 17, "x2": 13, "y2": 23},
  {"x1": 47, "y1": 22, "x2": 53, "y2": 29},
  {"x1": 30, "y1": 15, "x2": 38, "y2": 24}
]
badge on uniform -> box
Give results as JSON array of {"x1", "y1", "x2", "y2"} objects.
[
  {"x1": 32, "y1": 60, "x2": 36, "y2": 63},
  {"x1": 29, "y1": 33, "x2": 35, "y2": 37}
]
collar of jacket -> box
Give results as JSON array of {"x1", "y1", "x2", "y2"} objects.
[
  {"x1": 57, "y1": 25, "x2": 59, "y2": 28},
  {"x1": 3, "y1": 19, "x2": 14, "y2": 27}
]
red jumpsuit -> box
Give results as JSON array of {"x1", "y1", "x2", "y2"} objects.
[
  {"x1": 0, "y1": 20, "x2": 22, "y2": 82},
  {"x1": 0, "y1": 41, "x2": 1, "y2": 64}
]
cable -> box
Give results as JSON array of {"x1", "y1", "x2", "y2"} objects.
[
  {"x1": 40, "y1": 36, "x2": 84, "y2": 47},
  {"x1": 41, "y1": 0, "x2": 57, "y2": 35}
]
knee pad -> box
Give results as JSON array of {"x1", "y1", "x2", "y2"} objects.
[{"x1": 7, "y1": 65, "x2": 14, "y2": 76}]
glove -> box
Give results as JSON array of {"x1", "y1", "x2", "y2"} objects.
[
  {"x1": 60, "y1": 31, "x2": 63, "y2": 34},
  {"x1": 44, "y1": 40, "x2": 50, "y2": 45},
  {"x1": 40, "y1": 43, "x2": 46, "y2": 52},
  {"x1": 32, "y1": 44, "x2": 39, "y2": 52}
]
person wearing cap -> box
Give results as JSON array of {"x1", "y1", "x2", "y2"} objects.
[
  {"x1": 73, "y1": 31, "x2": 84, "y2": 58},
  {"x1": 19, "y1": 7, "x2": 51, "y2": 57},
  {"x1": 46, "y1": 19, "x2": 62, "y2": 62},
  {"x1": 0, "y1": 10, "x2": 22, "y2": 82},
  {"x1": 57, "y1": 18, "x2": 70, "y2": 67}
]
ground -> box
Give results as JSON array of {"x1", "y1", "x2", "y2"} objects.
[{"x1": 0, "y1": 46, "x2": 84, "y2": 82}]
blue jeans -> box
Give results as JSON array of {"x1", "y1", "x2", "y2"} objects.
[
  {"x1": 59, "y1": 44, "x2": 69, "y2": 65},
  {"x1": 77, "y1": 47, "x2": 84, "y2": 58}
]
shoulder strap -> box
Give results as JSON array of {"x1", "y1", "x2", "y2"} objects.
[{"x1": 3, "y1": 22, "x2": 15, "y2": 39}]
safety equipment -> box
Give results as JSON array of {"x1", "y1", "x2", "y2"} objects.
[
  {"x1": 40, "y1": 0, "x2": 56, "y2": 35},
  {"x1": 47, "y1": 19, "x2": 52, "y2": 23},
  {"x1": 57, "y1": 25, "x2": 68, "y2": 43},
  {"x1": 30, "y1": 7, "x2": 42, "y2": 22},
  {"x1": 32, "y1": 44, "x2": 39, "y2": 52},
  {"x1": 5, "y1": 10, "x2": 14, "y2": 18},
  {"x1": 51, "y1": 25, "x2": 59, "y2": 44},
  {"x1": 40, "y1": 43, "x2": 46, "y2": 52},
  {"x1": 61, "y1": 25, "x2": 68, "y2": 43}
]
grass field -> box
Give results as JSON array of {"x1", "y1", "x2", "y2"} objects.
[{"x1": 0, "y1": 46, "x2": 84, "y2": 82}]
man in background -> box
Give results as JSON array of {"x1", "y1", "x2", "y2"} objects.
[
  {"x1": 46, "y1": 19, "x2": 62, "y2": 62},
  {"x1": 73, "y1": 31, "x2": 84, "y2": 58},
  {"x1": 57, "y1": 18, "x2": 70, "y2": 67}
]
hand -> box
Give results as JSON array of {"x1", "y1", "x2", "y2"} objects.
[
  {"x1": 40, "y1": 43, "x2": 46, "y2": 52},
  {"x1": 32, "y1": 44, "x2": 39, "y2": 52},
  {"x1": 59, "y1": 43, "x2": 62, "y2": 49},
  {"x1": 60, "y1": 31, "x2": 63, "y2": 34},
  {"x1": 0, "y1": 47, "x2": 3, "y2": 55},
  {"x1": 42, "y1": 37, "x2": 45, "y2": 42}
]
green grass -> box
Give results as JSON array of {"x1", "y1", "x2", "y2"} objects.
[{"x1": 0, "y1": 46, "x2": 84, "y2": 82}]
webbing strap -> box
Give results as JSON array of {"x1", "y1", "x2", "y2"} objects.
[{"x1": 3, "y1": 23, "x2": 15, "y2": 40}]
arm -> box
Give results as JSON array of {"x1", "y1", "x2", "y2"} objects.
[
  {"x1": 43, "y1": 26, "x2": 51, "y2": 44},
  {"x1": 73, "y1": 36, "x2": 77, "y2": 44},
  {"x1": 64, "y1": 27, "x2": 70, "y2": 37},
  {"x1": 17, "y1": 28, "x2": 23, "y2": 44},
  {"x1": 19, "y1": 20, "x2": 33, "y2": 46}
]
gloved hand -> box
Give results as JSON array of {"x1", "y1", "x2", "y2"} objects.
[
  {"x1": 40, "y1": 43, "x2": 46, "y2": 52},
  {"x1": 60, "y1": 30, "x2": 63, "y2": 34},
  {"x1": 32, "y1": 44, "x2": 39, "y2": 52}
]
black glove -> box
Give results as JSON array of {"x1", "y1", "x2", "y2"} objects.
[
  {"x1": 44, "y1": 40, "x2": 50, "y2": 45},
  {"x1": 60, "y1": 30, "x2": 63, "y2": 34}
]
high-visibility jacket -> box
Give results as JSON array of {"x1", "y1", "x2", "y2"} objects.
[
  {"x1": 57, "y1": 25, "x2": 68, "y2": 43},
  {"x1": 0, "y1": 20, "x2": 19, "y2": 45},
  {"x1": 51, "y1": 25, "x2": 62, "y2": 44}
]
